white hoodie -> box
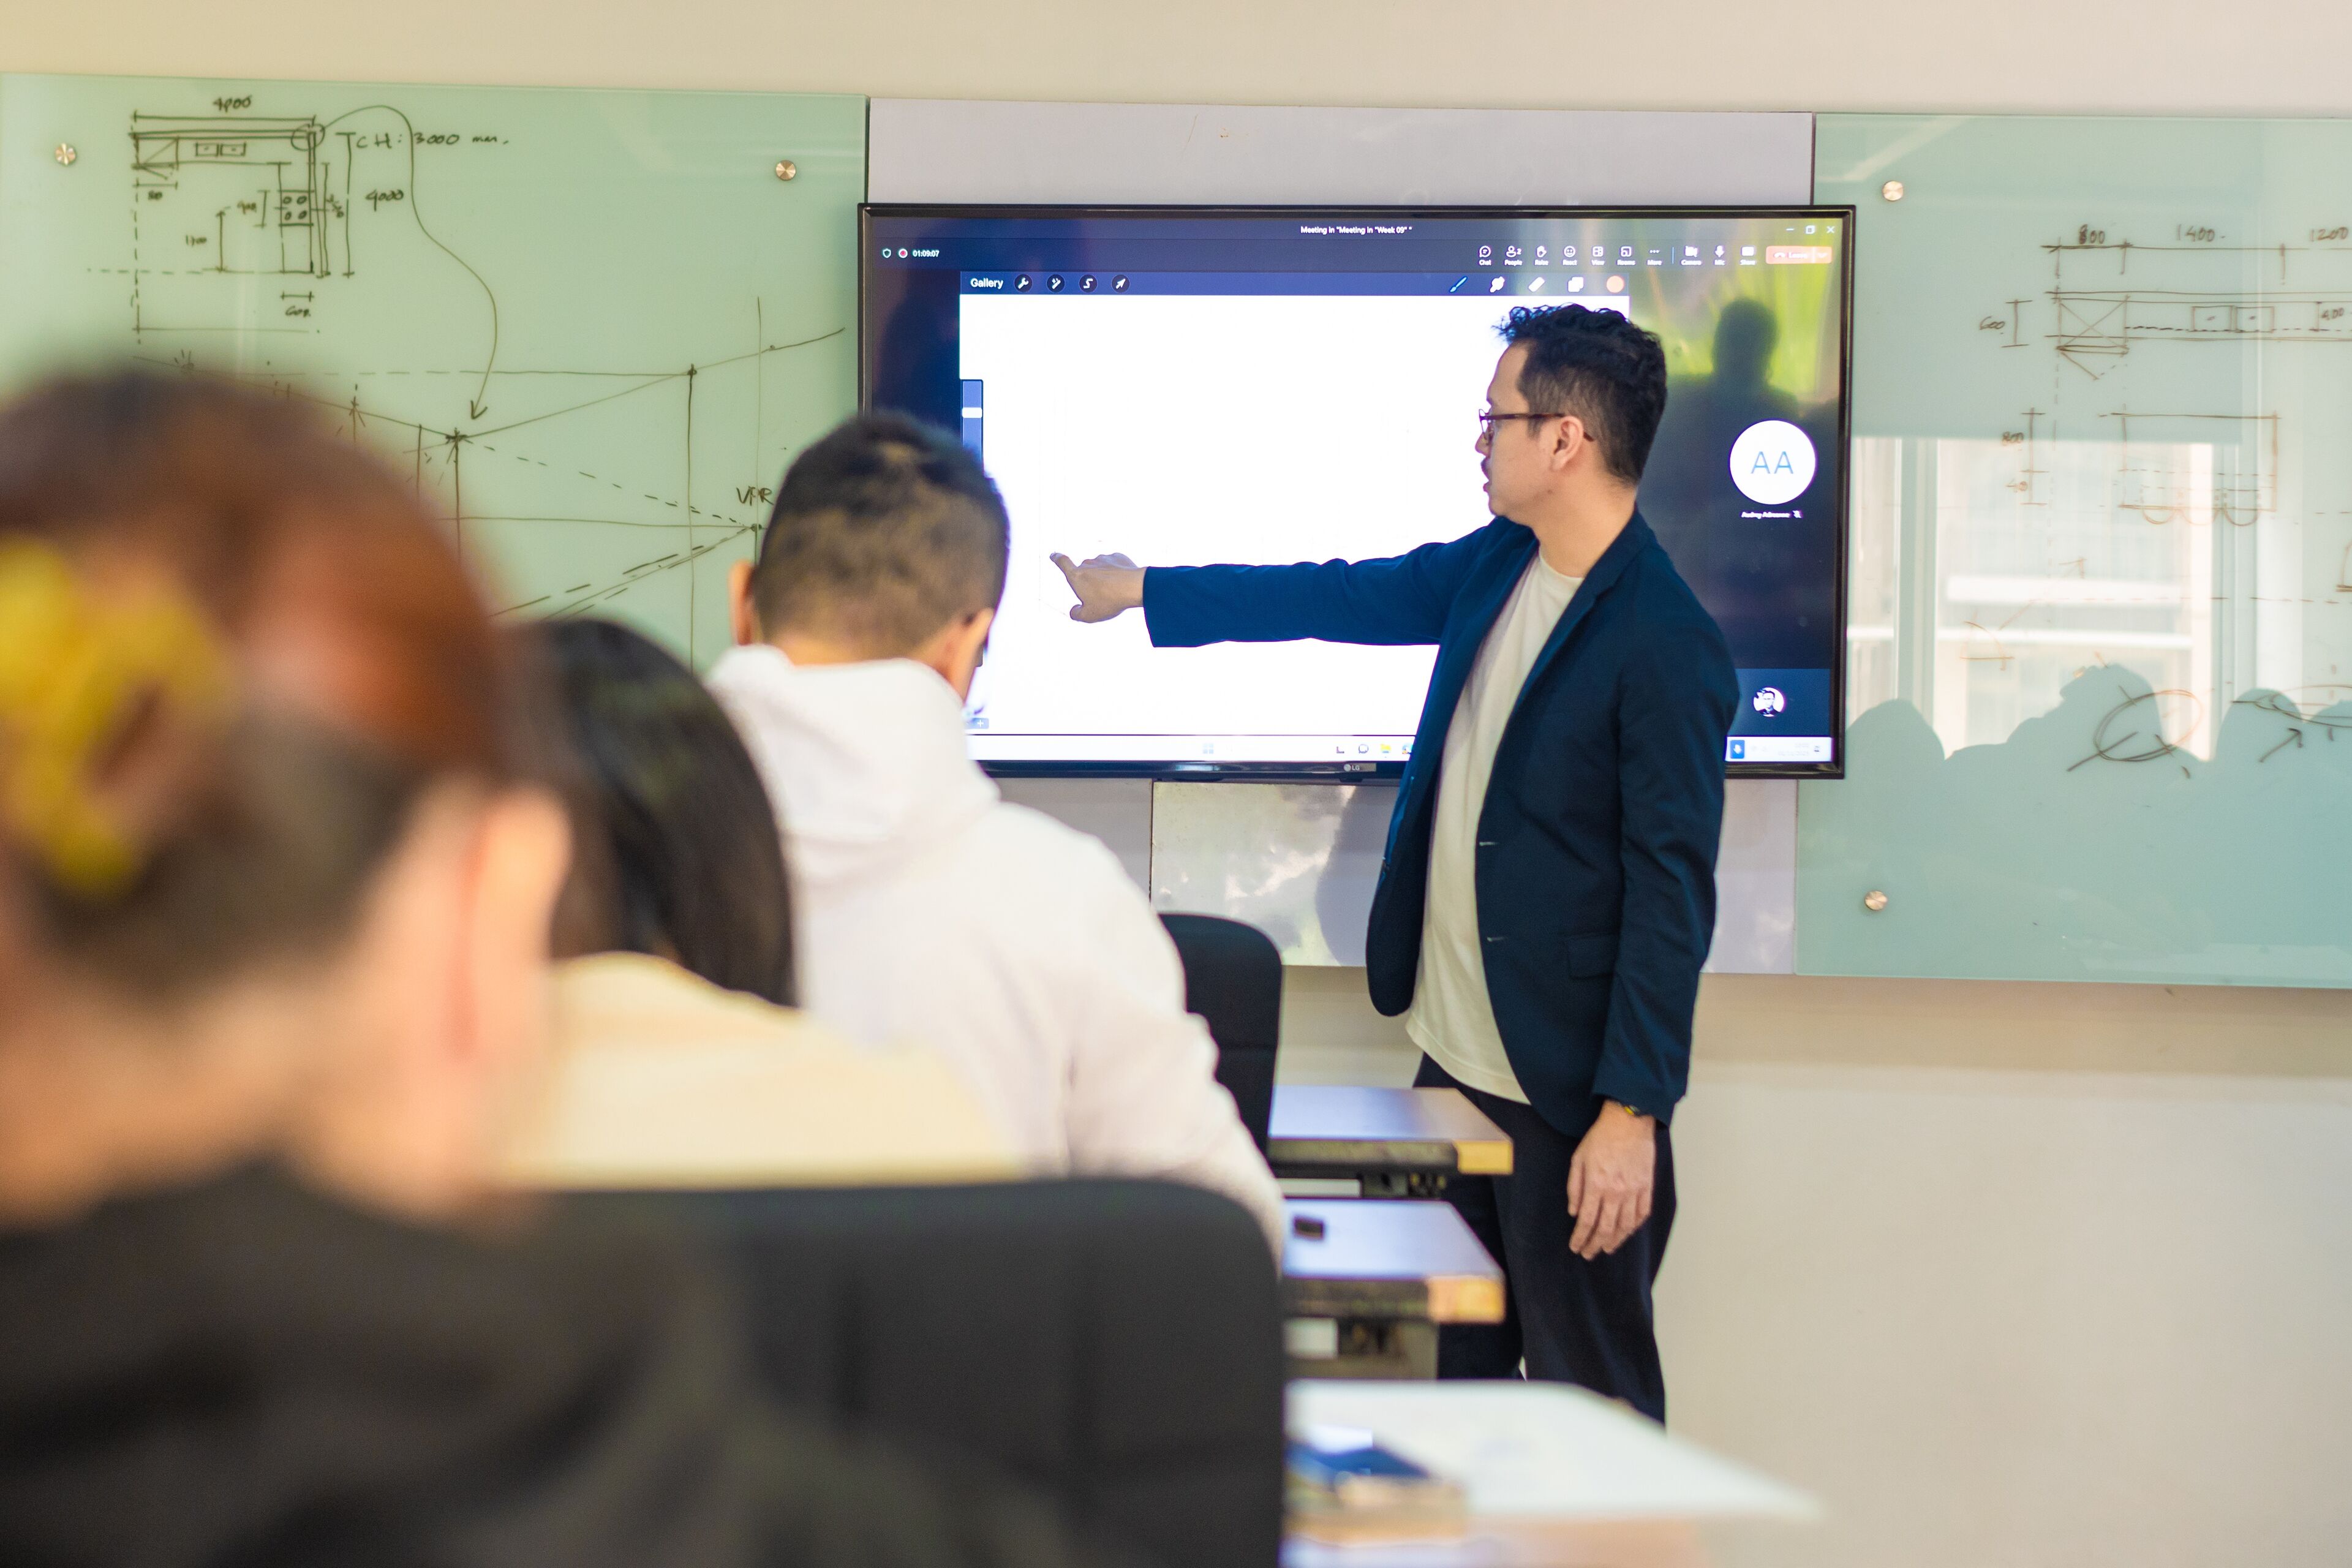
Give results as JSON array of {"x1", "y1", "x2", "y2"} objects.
[{"x1": 709, "y1": 644, "x2": 1286, "y2": 1251}]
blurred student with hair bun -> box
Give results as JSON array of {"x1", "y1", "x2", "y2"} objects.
[{"x1": 0, "y1": 371, "x2": 1111, "y2": 1568}]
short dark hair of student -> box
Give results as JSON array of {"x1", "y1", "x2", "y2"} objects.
[
  {"x1": 0, "y1": 371, "x2": 521, "y2": 1001},
  {"x1": 532, "y1": 619, "x2": 796, "y2": 1007},
  {"x1": 1497, "y1": 305, "x2": 1670, "y2": 486},
  {"x1": 748, "y1": 413, "x2": 1010, "y2": 657}
]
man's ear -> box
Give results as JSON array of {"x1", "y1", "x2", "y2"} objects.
[
  {"x1": 1551, "y1": 414, "x2": 1593, "y2": 473},
  {"x1": 728, "y1": 559, "x2": 761, "y2": 647}
]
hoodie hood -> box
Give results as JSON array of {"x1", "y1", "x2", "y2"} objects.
[{"x1": 707, "y1": 644, "x2": 999, "y2": 891}]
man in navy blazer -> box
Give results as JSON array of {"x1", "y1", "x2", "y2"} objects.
[{"x1": 1055, "y1": 305, "x2": 1736, "y2": 1420}]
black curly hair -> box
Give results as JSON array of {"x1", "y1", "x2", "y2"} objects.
[{"x1": 1497, "y1": 304, "x2": 1668, "y2": 486}]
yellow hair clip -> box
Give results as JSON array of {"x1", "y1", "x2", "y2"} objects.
[{"x1": 0, "y1": 540, "x2": 230, "y2": 898}]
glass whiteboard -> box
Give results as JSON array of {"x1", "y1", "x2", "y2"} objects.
[
  {"x1": 1802, "y1": 115, "x2": 2352, "y2": 986},
  {"x1": 0, "y1": 74, "x2": 864, "y2": 666}
]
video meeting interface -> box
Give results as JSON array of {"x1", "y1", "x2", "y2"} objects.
[{"x1": 864, "y1": 207, "x2": 1851, "y2": 775}]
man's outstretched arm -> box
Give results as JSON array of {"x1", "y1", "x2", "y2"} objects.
[{"x1": 1052, "y1": 532, "x2": 1488, "y2": 649}]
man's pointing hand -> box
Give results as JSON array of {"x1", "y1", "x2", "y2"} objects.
[{"x1": 1050, "y1": 552, "x2": 1146, "y2": 624}]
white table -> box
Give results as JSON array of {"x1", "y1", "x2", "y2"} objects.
[{"x1": 1284, "y1": 1380, "x2": 1815, "y2": 1567}]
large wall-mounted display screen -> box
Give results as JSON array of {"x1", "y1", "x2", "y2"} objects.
[{"x1": 862, "y1": 205, "x2": 1852, "y2": 777}]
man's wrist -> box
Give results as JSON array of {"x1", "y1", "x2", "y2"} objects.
[{"x1": 1604, "y1": 1099, "x2": 1655, "y2": 1125}]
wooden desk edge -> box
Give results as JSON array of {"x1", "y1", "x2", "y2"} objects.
[
  {"x1": 1289, "y1": 1278, "x2": 1505, "y2": 1325},
  {"x1": 1284, "y1": 1278, "x2": 1420, "y2": 1320},
  {"x1": 1452, "y1": 1137, "x2": 1513, "y2": 1175},
  {"x1": 1427, "y1": 1273, "x2": 1507, "y2": 1324},
  {"x1": 1283, "y1": 1274, "x2": 1506, "y2": 1325},
  {"x1": 1287, "y1": 1518, "x2": 1708, "y2": 1568},
  {"x1": 1270, "y1": 1136, "x2": 1461, "y2": 1174},
  {"x1": 1270, "y1": 1137, "x2": 1508, "y2": 1177}
]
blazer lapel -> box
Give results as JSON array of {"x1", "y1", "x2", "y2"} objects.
[{"x1": 1512, "y1": 511, "x2": 1654, "y2": 713}]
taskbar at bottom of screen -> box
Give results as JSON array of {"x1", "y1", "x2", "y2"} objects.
[
  {"x1": 970, "y1": 733, "x2": 1840, "y2": 766},
  {"x1": 1726, "y1": 736, "x2": 1833, "y2": 763},
  {"x1": 967, "y1": 733, "x2": 1418, "y2": 764}
]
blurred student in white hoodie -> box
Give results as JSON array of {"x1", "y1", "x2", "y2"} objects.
[{"x1": 709, "y1": 414, "x2": 1284, "y2": 1251}]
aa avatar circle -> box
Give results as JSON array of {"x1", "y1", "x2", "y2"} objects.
[{"x1": 1728, "y1": 419, "x2": 1816, "y2": 505}]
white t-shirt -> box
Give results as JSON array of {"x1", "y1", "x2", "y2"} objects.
[{"x1": 1404, "y1": 552, "x2": 1584, "y2": 1101}]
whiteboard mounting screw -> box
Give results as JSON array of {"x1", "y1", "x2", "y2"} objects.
[
  {"x1": 1880, "y1": 179, "x2": 1904, "y2": 202},
  {"x1": 55, "y1": 143, "x2": 76, "y2": 167},
  {"x1": 774, "y1": 159, "x2": 797, "y2": 181},
  {"x1": 1863, "y1": 889, "x2": 1889, "y2": 913}
]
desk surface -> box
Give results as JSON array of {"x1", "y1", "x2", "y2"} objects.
[
  {"x1": 1290, "y1": 1381, "x2": 1816, "y2": 1522},
  {"x1": 1283, "y1": 1380, "x2": 1815, "y2": 1566},
  {"x1": 1282, "y1": 1199, "x2": 1505, "y2": 1324},
  {"x1": 1270, "y1": 1087, "x2": 1514, "y2": 1177}
]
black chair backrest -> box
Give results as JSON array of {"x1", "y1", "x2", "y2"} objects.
[
  {"x1": 1159, "y1": 913, "x2": 1283, "y2": 1151},
  {"x1": 577, "y1": 1180, "x2": 1283, "y2": 1568}
]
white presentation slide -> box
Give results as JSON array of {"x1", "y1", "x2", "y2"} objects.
[{"x1": 959, "y1": 291, "x2": 1630, "y2": 763}]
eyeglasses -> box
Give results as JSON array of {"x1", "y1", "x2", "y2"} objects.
[{"x1": 1477, "y1": 410, "x2": 1568, "y2": 440}]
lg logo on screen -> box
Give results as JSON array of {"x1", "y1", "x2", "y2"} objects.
[{"x1": 1728, "y1": 420, "x2": 1817, "y2": 505}]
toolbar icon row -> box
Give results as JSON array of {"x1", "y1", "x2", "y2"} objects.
[{"x1": 1006, "y1": 274, "x2": 1129, "y2": 293}]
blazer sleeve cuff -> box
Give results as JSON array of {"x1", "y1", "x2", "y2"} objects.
[
  {"x1": 1590, "y1": 1069, "x2": 1679, "y2": 1127},
  {"x1": 1140, "y1": 565, "x2": 1211, "y2": 648}
]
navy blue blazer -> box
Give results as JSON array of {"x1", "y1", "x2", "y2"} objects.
[{"x1": 1144, "y1": 513, "x2": 1738, "y2": 1132}]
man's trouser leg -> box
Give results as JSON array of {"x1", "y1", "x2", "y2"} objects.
[{"x1": 1414, "y1": 1055, "x2": 1676, "y2": 1422}]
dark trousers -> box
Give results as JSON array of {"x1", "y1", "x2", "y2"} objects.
[{"x1": 1413, "y1": 1055, "x2": 1676, "y2": 1423}]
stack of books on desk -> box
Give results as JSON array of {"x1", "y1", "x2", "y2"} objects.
[{"x1": 1286, "y1": 1425, "x2": 1469, "y2": 1545}]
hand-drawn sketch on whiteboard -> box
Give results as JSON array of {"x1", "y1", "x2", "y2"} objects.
[
  {"x1": 131, "y1": 116, "x2": 338, "y2": 280},
  {"x1": 1806, "y1": 115, "x2": 2352, "y2": 986},
  {"x1": 0, "y1": 75, "x2": 864, "y2": 664}
]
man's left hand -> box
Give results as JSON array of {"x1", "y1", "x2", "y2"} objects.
[{"x1": 1567, "y1": 1105, "x2": 1656, "y2": 1259}]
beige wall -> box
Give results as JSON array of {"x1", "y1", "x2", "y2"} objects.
[
  {"x1": 7, "y1": 0, "x2": 2352, "y2": 116},
  {"x1": 10, "y1": 4, "x2": 2352, "y2": 1563},
  {"x1": 1283, "y1": 968, "x2": 2352, "y2": 1567},
  {"x1": 1664, "y1": 976, "x2": 2352, "y2": 1567}
]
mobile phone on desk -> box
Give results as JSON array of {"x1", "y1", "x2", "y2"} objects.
[
  {"x1": 1290, "y1": 1432, "x2": 1440, "y2": 1501},
  {"x1": 1287, "y1": 1425, "x2": 1467, "y2": 1543}
]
